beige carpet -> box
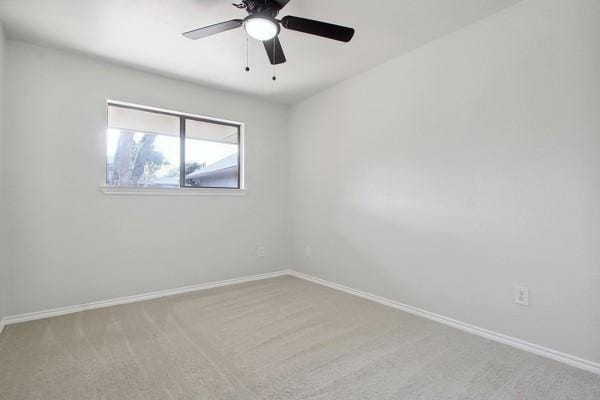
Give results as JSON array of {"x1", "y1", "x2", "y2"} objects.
[{"x1": 1, "y1": 276, "x2": 599, "y2": 399}]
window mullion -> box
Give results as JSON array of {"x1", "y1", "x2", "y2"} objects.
[{"x1": 179, "y1": 117, "x2": 185, "y2": 188}]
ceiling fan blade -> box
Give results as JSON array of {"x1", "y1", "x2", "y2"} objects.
[
  {"x1": 272, "y1": 0, "x2": 291, "y2": 10},
  {"x1": 182, "y1": 19, "x2": 243, "y2": 40},
  {"x1": 264, "y1": 36, "x2": 287, "y2": 65},
  {"x1": 281, "y1": 16, "x2": 355, "y2": 42}
]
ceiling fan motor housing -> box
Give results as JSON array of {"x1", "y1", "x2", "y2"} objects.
[{"x1": 240, "y1": 0, "x2": 280, "y2": 18}]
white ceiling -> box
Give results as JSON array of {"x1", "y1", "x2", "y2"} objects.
[{"x1": 0, "y1": 0, "x2": 522, "y2": 104}]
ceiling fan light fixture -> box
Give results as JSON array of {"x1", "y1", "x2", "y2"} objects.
[{"x1": 244, "y1": 16, "x2": 279, "y2": 41}]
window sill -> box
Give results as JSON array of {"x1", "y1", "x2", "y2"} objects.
[{"x1": 99, "y1": 186, "x2": 247, "y2": 196}]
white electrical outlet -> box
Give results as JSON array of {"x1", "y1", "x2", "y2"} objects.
[
  {"x1": 257, "y1": 246, "x2": 265, "y2": 257},
  {"x1": 305, "y1": 246, "x2": 312, "y2": 258},
  {"x1": 514, "y1": 286, "x2": 530, "y2": 306}
]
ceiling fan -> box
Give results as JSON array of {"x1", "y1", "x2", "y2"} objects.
[{"x1": 182, "y1": 0, "x2": 355, "y2": 66}]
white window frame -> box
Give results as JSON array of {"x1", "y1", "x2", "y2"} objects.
[{"x1": 100, "y1": 100, "x2": 246, "y2": 196}]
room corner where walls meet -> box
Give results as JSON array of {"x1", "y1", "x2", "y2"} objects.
[{"x1": 0, "y1": 21, "x2": 10, "y2": 325}]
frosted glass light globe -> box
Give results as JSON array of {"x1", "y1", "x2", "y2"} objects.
[{"x1": 244, "y1": 17, "x2": 279, "y2": 41}]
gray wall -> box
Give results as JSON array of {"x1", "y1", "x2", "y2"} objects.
[
  {"x1": 288, "y1": 0, "x2": 600, "y2": 363},
  {"x1": 2, "y1": 40, "x2": 290, "y2": 315}
]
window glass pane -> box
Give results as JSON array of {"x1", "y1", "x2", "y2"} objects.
[
  {"x1": 107, "y1": 105, "x2": 181, "y2": 187},
  {"x1": 184, "y1": 119, "x2": 239, "y2": 188},
  {"x1": 106, "y1": 130, "x2": 180, "y2": 188}
]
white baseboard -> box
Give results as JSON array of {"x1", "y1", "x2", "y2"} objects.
[
  {"x1": 288, "y1": 270, "x2": 600, "y2": 375},
  {"x1": 1, "y1": 270, "x2": 291, "y2": 328},
  {"x1": 2, "y1": 268, "x2": 598, "y2": 376}
]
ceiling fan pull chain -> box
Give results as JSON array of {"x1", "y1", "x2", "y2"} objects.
[
  {"x1": 245, "y1": 33, "x2": 250, "y2": 72},
  {"x1": 272, "y1": 39, "x2": 277, "y2": 81}
]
